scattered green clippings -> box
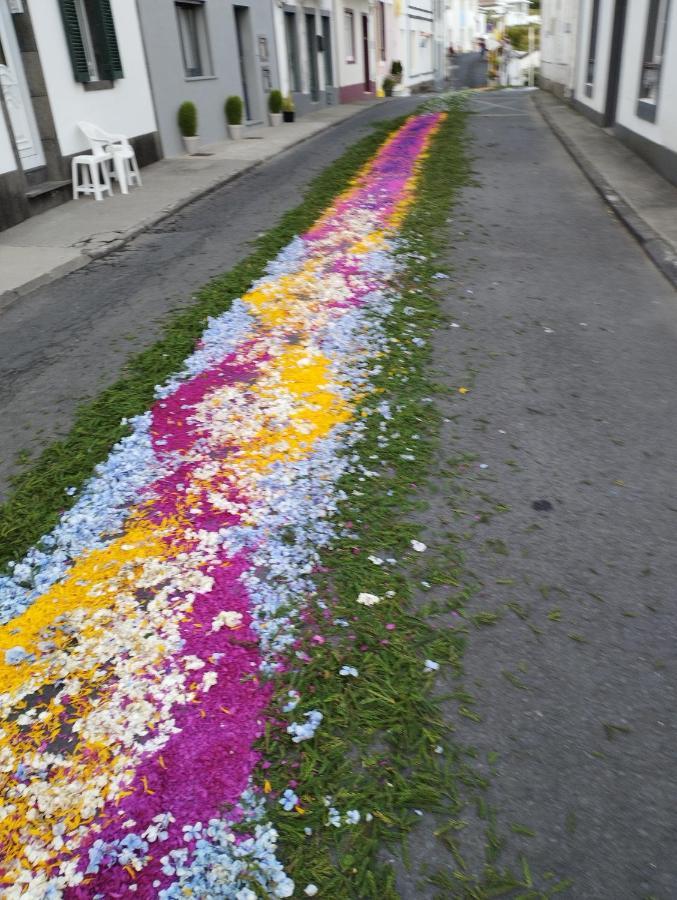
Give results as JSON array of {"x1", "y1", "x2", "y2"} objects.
[
  {"x1": 510, "y1": 823, "x2": 536, "y2": 837},
  {"x1": 602, "y1": 722, "x2": 632, "y2": 741},
  {"x1": 565, "y1": 811, "x2": 577, "y2": 835},
  {"x1": 502, "y1": 670, "x2": 528, "y2": 691}
]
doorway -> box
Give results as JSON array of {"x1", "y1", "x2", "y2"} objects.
[
  {"x1": 361, "y1": 14, "x2": 370, "y2": 91},
  {"x1": 0, "y1": 3, "x2": 44, "y2": 171},
  {"x1": 321, "y1": 16, "x2": 333, "y2": 90},
  {"x1": 234, "y1": 6, "x2": 258, "y2": 122},
  {"x1": 604, "y1": 0, "x2": 627, "y2": 126},
  {"x1": 305, "y1": 13, "x2": 319, "y2": 101}
]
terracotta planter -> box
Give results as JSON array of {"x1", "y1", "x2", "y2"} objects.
[
  {"x1": 227, "y1": 123, "x2": 244, "y2": 140},
  {"x1": 282, "y1": 110, "x2": 295, "y2": 123},
  {"x1": 269, "y1": 112, "x2": 283, "y2": 127},
  {"x1": 182, "y1": 135, "x2": 200, "y2": 155}
]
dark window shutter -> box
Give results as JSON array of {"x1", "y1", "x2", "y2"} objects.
[
  {"x1": 97, "y1": 0, "x2": 124, "y2": 80},
  {"x1": 58, "y1": 0, "x2": 91, "y2": 82}
]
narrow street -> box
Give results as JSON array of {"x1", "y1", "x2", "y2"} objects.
[
  {"x1": 404, "y1": 90, "x2": 677, "y2": 897},
  {"x1": 1, "y1": 90, "x2": 676, "y2": 897}
]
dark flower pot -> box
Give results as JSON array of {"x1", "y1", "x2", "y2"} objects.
[{"x1": 283, "y1": 110, "x2": 295, "y2": 123}]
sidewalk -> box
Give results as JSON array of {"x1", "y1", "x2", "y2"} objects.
[
  {"x1": 0, "y1": 100, "x2": 384, "y2": 305},
  {"x1": 533, "y1": 91, "x2": 677, "y2": 288}
]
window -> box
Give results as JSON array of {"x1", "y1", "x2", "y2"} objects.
[
  {"x1": 176, "y1": 1, "x2": 213, "y2": 78},
  {"x1": 376, "y1": 1, "x2": 386, "y2": 61},
  {"x1": 639, "y1": 0, "x2": 670, "y2": 111},
  {"x1": 58, "y1": 0, "x2": 123, "y2": 84},
  {"x1": 585, "y1": 0, "x2": 600, "y2": 94},
  {"x1": 73, "y1": 0, "x2": 99, "y2": 79},
  {"x1": 344, "y1": 9, "x2": 355, "y2": 62},
  {"x1": 284, "y1": 11, "x2": 301, "y2": 92}
]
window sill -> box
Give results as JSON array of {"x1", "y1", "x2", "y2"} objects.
[
  {"x1": 636, "y1": 98, "x2": 657, "y2": 123},
  {"x1": 346, "y1": 58, "x2": 355, "y2": 64},
  {"x1": 185, "y1": 75, "x2": 218, "y2": 82},
  {"x1": 83, "y1": 80, "x2": 115, "y2": 92}
]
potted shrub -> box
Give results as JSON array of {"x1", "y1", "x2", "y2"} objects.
[
  {"x1": 390, "y1": 60, "x2": 403, "y2": 83},
  {"x1": 268, "y1": 90, "x2": 283, "y2": 127},
  {"x1": 225, "y1": 95, "x2": 244, "y2": 140},
  {"x1": 282, "y1": 94, "x2": 295, "y2": 123},
  {"x1": 178, "y1": 101, "x2": 199, "y2": 155},
  {"x1": 382, "y1": 76, "x2": 394, "y2": 97}
]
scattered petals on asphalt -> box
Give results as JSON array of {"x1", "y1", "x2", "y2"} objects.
[
  {"x1": 411, "y1": 539, "x2": 427, "y2": 552},
  {"x1": 0, "y1": 111, "x2": 445, "y2": 895}
]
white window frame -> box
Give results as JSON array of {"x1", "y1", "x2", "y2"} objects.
[
  {"x1": 176, "y1": 0, "x2": 213, "y2": 79},
  {"x1": 639, "y1": 0, "x2": 670, "y2": 103},
  {"x1": 344, "y1": 9, "x2": 355, "y2": 63}
]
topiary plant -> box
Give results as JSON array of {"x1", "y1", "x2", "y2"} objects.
[
  {"x1": 268, "y1": 90, "x2": 283, "y2": 114},
  {"x1": 177, "y1": 101, "x2": 198, "y2": 137},
  {"x1": 382, "y1": 76, "x2": 395, "y2": 97},
  {"x1": 390, "y1": 60, "x2": 403, "y2": 78},
  {"x1": 282, "y1": 94, "x2": 295, "y2": 113},
  {"x1": 225, "y1": 95, "x2": 243, "y2": 126}
]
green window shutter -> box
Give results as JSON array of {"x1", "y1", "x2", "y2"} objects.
[
  {"x1": 58, "y1": 0, "x2": 91, "y2": 83},
  {"x1": 97, "y1": 0, "x2": 124, "y2": 80}
]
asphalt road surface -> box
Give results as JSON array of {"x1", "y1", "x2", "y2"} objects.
[
  {"x1": 0, "y1": 97, "x2": 421, "y2": 500},
  {"x1": 397, "y1": 90, "x2": 677, "y2": 898}
]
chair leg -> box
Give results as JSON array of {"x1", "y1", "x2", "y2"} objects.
[
  {"x1": 72, "y1": 159, "x2": 79, "y2": 199},
  {"x1": 113, "y1": 154, "x2": 128, "y2": 194},
  {"x1": 90, "y1": 161, "x2": 104, "y2": 201},
  {"x1": 131, "y1": 156, "x2": 142, "y2": 187},
  {"x1": 100, "y1": 160, "x2": 113, "y2": 197}
]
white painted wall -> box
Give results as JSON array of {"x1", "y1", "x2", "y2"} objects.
[
  {"x1": 615, "y1": 0, "x2": 677, "y2": 154},
  {"x1": 28, "y1": 0, "x2": 156, "y2": 157},
  {"x1": 0, "y1": 110, "x2": 17, "y2": 174},
  {"x1": 335, "y1": 0, "x2": 372, "y2": 94},
  {"x1": 446, "y1": 0, "x2": 480, "y2": 53},
  {"x1": 399, "y1": 0, "x2": 435, "y2": 85},
  {"x1": 574, "y1": 0, "x2": 614, "y2": 113},
  {"x1": 540, "y1": 0, "x2": 579, "y2": 94},
  {"x1": 275, "y1": 0, "x2": 334, "y2": 99}
]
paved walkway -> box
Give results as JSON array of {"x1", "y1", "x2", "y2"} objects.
[
  {"x1": 534, "y1": 91, "x2": 677, "y2": 287},
  {"x1": 0, "y1": 101, "x2": 385, "y2": 305}
]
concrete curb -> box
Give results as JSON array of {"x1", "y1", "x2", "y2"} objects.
[
  {"x1": 0, "y1": 256, "x2": 90, "y2": 313},
  {"x1": 532, "y1": 93, "x2": 677, "y2": 291},
  {"x1": 0, "y1": 101, "x2": 389, "y2": 308}
]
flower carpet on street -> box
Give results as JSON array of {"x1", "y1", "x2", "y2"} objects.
[{"x1": 0, "y1": 110, "x2": 447, "y2": 898}]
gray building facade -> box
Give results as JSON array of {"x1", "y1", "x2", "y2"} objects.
[{"x1": 137, "y1": 0, "x2": 281, "y2": 157}]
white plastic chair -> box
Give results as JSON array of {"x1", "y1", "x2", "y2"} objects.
[{"x1": 77, "y1": 121, "x2": 142, "y2": 195}]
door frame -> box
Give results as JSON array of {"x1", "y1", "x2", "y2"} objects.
[
  {"x1": 305, "y1": 11, "x2": 319, "y2": 101},
  {"x1": 0, "y1": 2, "x2": 45, "y2": 170},
  {"x1": 604, "y1": 0, "x2": 627, "y2": 127},
  {"x1": 361, "y1": 13, "x2": 369, "y2": 91}
]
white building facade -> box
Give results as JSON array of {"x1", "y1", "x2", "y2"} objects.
[
  {"x1": 0, "y1": 0, "x2": 159, "y2": 231},
  {"x1": 541, "y1": 0, "x2": 677, "y2": 188},
  {"x1": 540, "y1": 0, "x2": 579, "y2": 97},
  {"x1": 446, "y1": 0, "x2": 480, "y2": 53},
  {"x1": 273, "y1": 0, "x2": 339, "y2": 112}
]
